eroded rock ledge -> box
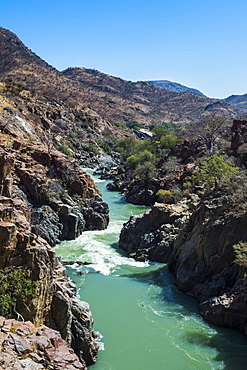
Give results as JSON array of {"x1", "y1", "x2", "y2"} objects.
[
  {"x1": 0, "y1": 143, "x2": 109, "y2": 246},
  {"x1": 0, "y1": 195, "x2": 98, "y2": 367},
  {"x1": 0, "y1": 317, "x2": 85, "y2": 369},
  {"x1": 119, "y1": 187, "x2": 247, "y2": 335},
  {"x1": 0, "y1": 145, "x2": 105, "y2": 367}
]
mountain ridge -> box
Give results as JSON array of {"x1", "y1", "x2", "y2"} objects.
[
  {"x1": 146, "y1": 79, "x2": 205, "y2": 96},
  {"x1": 0, "y1": 28, "x2": 239, "y2": 125}
]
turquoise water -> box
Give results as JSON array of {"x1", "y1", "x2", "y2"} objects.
[{"x1": 55, "y1": 169, "x2": 247, "y2": 370}]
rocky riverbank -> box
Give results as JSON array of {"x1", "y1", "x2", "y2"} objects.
[
  {"x1": 0, "y1": 192, "x2": 98, "y2": 367},
  {"x1": 0, "y1": 110, "x2": 112, "y2": 366},
  {"x1": 119, "y1": 182, "x2": 247, "y2": 335}
]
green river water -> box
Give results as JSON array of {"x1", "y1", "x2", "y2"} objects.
[{"x1": 55, "y1": 169, "x2": 247, "y2": 370}]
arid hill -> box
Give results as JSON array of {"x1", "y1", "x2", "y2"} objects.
[
  {"x1": 0, "y1": 28, "x2": 238, "y2": 125},
  {"x1": 146, "y1": 79, "x2": 205, "y2": 96},
  {"x1": 224, "y1": 93, "x2": 247, "y2": 113},
  {"x1": 63, "y1": 67, "x2": 237, "y2": 124}
]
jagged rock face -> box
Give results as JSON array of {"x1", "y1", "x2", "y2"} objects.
[
  {"x1": 0, "y1": 195, "x2": 98, "y2": 366},
  {"x1": 119, "y1": 187, "x2": 247, "y2": 335},
  {"x1": 168, "y1": 189, "x2": 247, "y2": 333},
  {"x1": 8, "y1": 144, "x2": 109, "y2": 246},
  {"x1": 0, "y1": 148, "x2": 14, "y2": 197},
  {"x1": 0, "y1": 317, "x2": 86, "y2": 369},
  {"x1": 230, "y1": 119, "x2": 247, "y2": 166},
  {"x1": 119, "y1": 202, "x2": 191, "y2": 262}
]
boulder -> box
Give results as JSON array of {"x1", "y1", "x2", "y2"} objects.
[{"x1": 119, "y1": 202, "x2": 191, "y2": 262}]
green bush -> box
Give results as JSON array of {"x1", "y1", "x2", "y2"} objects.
[
  {"x1": 183, "y1": 181, "x2": 192, "y2": 189},
  {"x1": 60, "y1": 143, "x2": 73, "y2": 157},
  {"x1": 126, "y1": 121, "x2": 142, "y2": 130},
  {"x1": 191, "y1": 155, "x2": 240, "y2": 188},
  {"x1": 83, "y1": 143, "x2": 99, "y2": 155},
  {"x1": 96, "y1": 140, "x2": 112, "y2": 154},
  {"x1": 125, "y1": 150, "x2": 153, "y2": 169},
  {"x1": 233, "y1": 242, "x2": 247, "y2": 266},
  {"x1": 134, "y1": 161, "x2": 156, "y2": 182},
  {"x1": 114, "y1": 122, "x2": 126, "y2": 130},
  {"x1": 156, "y1": 189, "x2": 172, "y2": 203},
  {"x1": 116, "y1": 137, "x2": 138, "y2": 159},
  {"x1": 0, "y1": 267, "x2": 37, "y2": 318}
]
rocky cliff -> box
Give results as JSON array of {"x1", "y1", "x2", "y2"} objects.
[
  {"x1": 169, "y1": 186, "x2": 247, "y2": 333},
  {"x1": 0, "y1": 91, "x2": 113, "y2": 366},
  {"x1": 119, "y1": 202, "x2": 191, "y2": 262},
  {"x1": 119, "y1": 183, "x2": 247, "y2": 335}
]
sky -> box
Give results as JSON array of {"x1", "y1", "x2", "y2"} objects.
[{"x1": 1, "y1": 0, "x2": 247, "y2": 98}]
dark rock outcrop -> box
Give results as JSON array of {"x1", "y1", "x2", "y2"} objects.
[
  {"x1": 168, "y1": 188, "x2": 247, "y2": 334},
  {"x1": 119, "y1": 202, "x2": 191, "y2": 262},
  {"x1": 119, "y1": 185, "x2": 247, "y2": 335}
]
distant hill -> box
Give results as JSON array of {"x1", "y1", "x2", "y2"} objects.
[
  {"x1": 63, "y1": 68, "x2": 237, "y2": 124},
  {"x1": 0, "y1": 28, "x2": 238, "y2": 125},
  {"x1": 224, "y1": 94, "x2": 247, "y2": 113},
  {"x1": 146, "y1": 80, "x2": 205, "y2": 96}
]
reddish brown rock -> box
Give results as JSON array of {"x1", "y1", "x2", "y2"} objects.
[{"x1": 0, "y1": 317, "x2": 86, "y2": 369}]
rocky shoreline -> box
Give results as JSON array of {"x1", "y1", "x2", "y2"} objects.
[
  {"x1": 0, "y1": 138, "x2": 109, "y2": 367},
  {"x1": 119, "y1": 184, "x2": 247, "y2": 335}
]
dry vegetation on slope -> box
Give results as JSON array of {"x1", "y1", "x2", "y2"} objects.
[{"x1": 0, "y1": 28, "x2": 238, "y2": 127}]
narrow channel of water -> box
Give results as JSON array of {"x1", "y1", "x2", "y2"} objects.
[{"x1": 55, "y1": 169, "x2": 247, "y2": 370}]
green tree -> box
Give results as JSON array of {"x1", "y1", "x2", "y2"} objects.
[
  {"x1": 0, "y1": 267, "x2": 37, "y2": 319},
  {"x1": 151, "y1": 127, "x2": 169, "y2": 141},
  {"x1": 116, "y1": 137, "x2": 138, "y2": 159},
  {"x1": 126, "y1": 121, "x2": 142, "y2": 130},
  {"x1": 160, "y1": 134, "x2": 180, "y2": 150},
  {"x1": 134, "y1": 161, "x2": 156, "y2": 183},
  {"x1": 192, "y1": 155, "x2": 240, "y2": 188},
  {"x1": 125, "y1": 150, "x2": 153, "y2": 169}
]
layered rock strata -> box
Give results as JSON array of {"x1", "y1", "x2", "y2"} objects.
[
  {"x1": 0, "y1": 195, "x2": 98, "y2": 367},
  {"x1": 0, "y1": 144, "x2": 103, "y2": 367},
  {"x1": 0, "y1": 141, "x2": 109, "y2": 246}
]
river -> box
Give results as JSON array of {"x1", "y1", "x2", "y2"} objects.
[{"x1": 55, "y1": 169, "x2": 247, "y2": 370}]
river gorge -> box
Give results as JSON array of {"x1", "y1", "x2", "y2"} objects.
[{"x1": 53, "y1": 170, "x2": 247, "y2": 370}]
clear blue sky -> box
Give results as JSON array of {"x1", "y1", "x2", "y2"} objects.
[{"x1": 1, "y1": 0, "x2": 247, "y2": 98}]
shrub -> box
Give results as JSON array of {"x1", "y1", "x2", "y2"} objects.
[
  {"x1": 156, "y1": 189, "x2": 172, "y2": 203},
  {"x1": 114, "y1": 122, "x2": 126, "y2": 130},
  {"x1": 125, "y1": 150, "x2": 153, "y2": 169},
  {"x1": 96, "y1": 140, "x2": 112, "y2": 154},
  {"x1": 126, "y1": 121, "x2": 142, "y2": 130},
  {"x1": 116, "y1": 137, "x2": 138, "y2": 159},
  {"x1": 183, "y1": 181, "x2": 192, "y2": 189},
  {"x1": 83, "y1": 143, "x2": 99, "y2": 155},
  {"x1": 160, "y1": 133, "x2": 180, "y2": 150},
  {"x1": 0, "y1": 267, "x2": 37, "y2": 318},
  {"x1": 60, "y1": 143, "x2": 73, "y2": 157},
  {"x1": 134, "y1": 161, "x2": 156, "y2": 182},
  {"x1": 191, "y1": 155, "x2": 240, "y2": 188},
  {"x1": 233, "y1": 242, "x2": 247, "y2": 266}
]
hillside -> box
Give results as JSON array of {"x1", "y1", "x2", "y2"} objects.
[
  {"x1": 224, "y1": 93, "x2": 247, "y2": 113},
  {"x1": 63, "y1": 67, "x2": 237, "y2": 124},
  {"x1": 146, "y1": 80, "x2": 205, "y2": 96},
  {"x1": 0, "y1": 28, "x2": 238, "y2": 126}
]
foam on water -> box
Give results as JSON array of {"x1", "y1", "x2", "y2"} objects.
[{"x1": 56, "y1": 224, "x2": 149, "y2": 276}]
